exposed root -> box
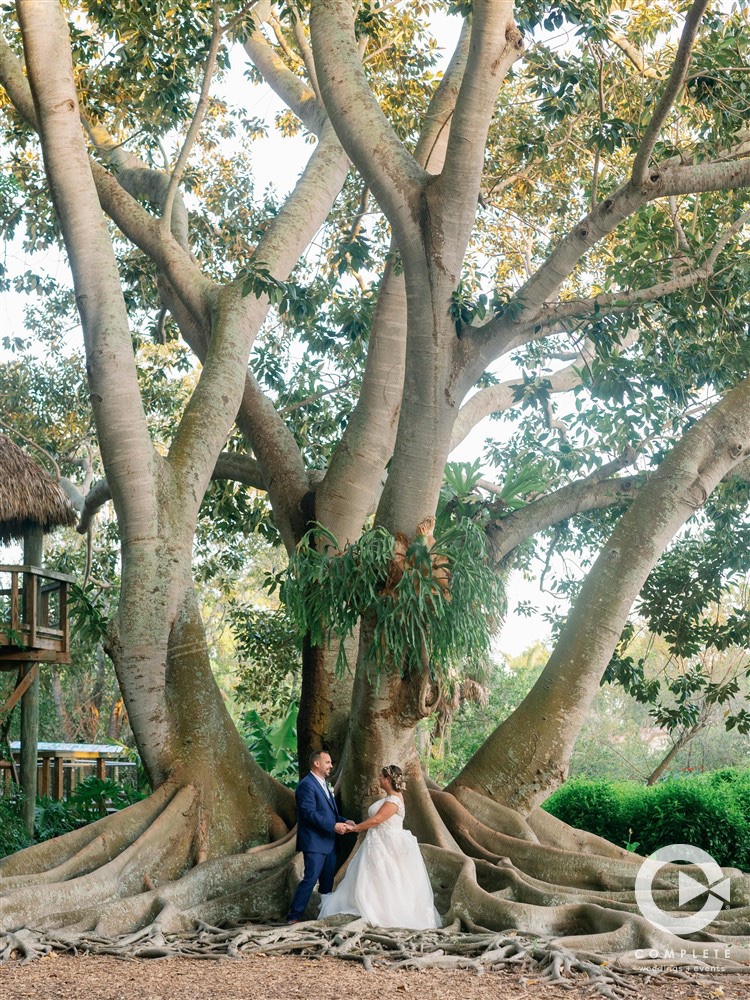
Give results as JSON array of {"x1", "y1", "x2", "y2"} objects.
[
  {"x1": 3, "y1": 918, "x2": 748, "y2": 998},
  {"x1": 0, "y1": 783, "x2": 174, "y2": 881},
  {"x1": 452, "y1": 786, "x2": 540, "y2": 843},
  {"x1": 1, "y1": 784, "x2": 748, "y2": 988},
  {"x1": 527, "y1": 806, "x2": 636, "y2": 860},
  {"x1": 1, "y1": 785, "x2": 201, "y2": 932},
  {"x1": 0, "y1": 928, "x2": 54, "y2": 963},
  {"x1": 70, "y1": 830, "x2": 298, "y2": 938},
  {"x1": 403, "y1": 770, "x2": 461, "y2": 850},
  {"x1": 431, "y1": 789, "x2": 645, "y2": 891}
]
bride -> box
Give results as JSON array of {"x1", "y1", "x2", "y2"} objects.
[{"x1": 318, "y1": 764, "x2": 440, "y2": 929}]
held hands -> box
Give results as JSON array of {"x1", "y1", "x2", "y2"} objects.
[{"x1": 334, "y1": 820, "x2": 358, "y2": 834}]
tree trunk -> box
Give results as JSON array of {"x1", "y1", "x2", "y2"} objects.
[
  {"x1": 109, "y1": 532, "x2": 293, "y2": 853},
  {"x1": 451, "y1": 374, "x2": 750, "y2": 813},
  {"x1": 646, "y1": 722, "x2": 707, "y2": 785},
  {"x1": 20, "y1": 526, "x2": 43, "y2": 836},
  {"x1": 340, "y1": 620, "x2": 458, "y2": 851},
  {"x1": 297, "y1": 629, "x2": 357, "y2": 771},
  {"x1": 49, "y1": 667, "x2": 75, "y2": 743}
]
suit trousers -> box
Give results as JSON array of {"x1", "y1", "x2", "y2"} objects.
[{"x1": 287, "y1": 848, "x2": 337, "y2": 920}]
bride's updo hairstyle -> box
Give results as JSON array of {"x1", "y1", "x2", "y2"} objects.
[{"x1": 381, "y1": 764, "x2": 406, "y2": 791}]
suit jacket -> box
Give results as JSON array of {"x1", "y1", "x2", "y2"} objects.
[{"x1": 295, "y1": 772, "x2": 346, "y2": 853}]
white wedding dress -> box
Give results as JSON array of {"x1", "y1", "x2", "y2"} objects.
[{"x1": 318, "y1": 794, "x2": 440, "y2": 929}]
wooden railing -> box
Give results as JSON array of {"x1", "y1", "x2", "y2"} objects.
[
  {"x1": 1, "y1": 742, "x2": 131, "y2": 800},
  {"x1": 0, "y1": 565, "x2": 74, "y2": 664}
]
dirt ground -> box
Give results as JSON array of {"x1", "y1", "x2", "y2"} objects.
[{"x1": 1, "y1": 952, "x2": 749, "y2": 1000}]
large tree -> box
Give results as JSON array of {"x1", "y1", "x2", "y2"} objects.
[{"x1": 2, "y1": 0, "x2": 750, "y2": 974}]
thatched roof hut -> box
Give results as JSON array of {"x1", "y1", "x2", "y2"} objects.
[{"x1": 0, "y1": 433, "x2": 77, "y2": 545}]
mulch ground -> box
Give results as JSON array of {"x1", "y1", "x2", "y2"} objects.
[{"x1": 1, "y1": 953, "x2": 749, "y2": 1000}]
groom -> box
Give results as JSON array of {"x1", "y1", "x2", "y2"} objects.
[{"x1": 286, "y1": 749, "x2": 351, "y2": 923}]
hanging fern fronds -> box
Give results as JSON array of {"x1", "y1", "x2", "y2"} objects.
[{"x1": 281, "y1": 518, "x2": 506, "y2": 679}]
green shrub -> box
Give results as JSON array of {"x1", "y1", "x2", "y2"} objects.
[
  {"x1": 0, "y1": 796, "x2": 32, "y2": 858},
  {"x1": 628, "y1": 781, "x2": 749, "y2": 869},
  {"x1": 241, "y1": 701, "x2": 298, "y2": 787},
  {"x1": 34, "y1": 774, "x2": 147, "y2": 842},
  {"x1": 543, "y1": 771, "x2": 750, "y2": 870},
  {"x1": 34, "y1": 795, "x2": 81, "y2": 841},
  {"x1": 701, "y1": 768, "x2": 750, "y2": 818},
  {"x1": 543, "y1": 779, "x2": 632, "y2": 849}
]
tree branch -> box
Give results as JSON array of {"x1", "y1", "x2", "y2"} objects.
[
  {"x1": 236, "y1": 373, "x2": 311, "y2": 549},
  {"x1": 668, "y1": 195, "x2": 692, "y2": 258},
  {"x1": 435, "y1": 2, "x2": 524, "y2": 259},
  {"x1": 244, "y1": 2, "x2": 325, "y2": 133},
  {"x1": 3, "y1": 11, "x2": 347, "y2": 547},
  {"x1": 414, "y1": 20, "x2": 471, "y2": 174},
  {"x1": 452, "y1": 370, "x2": 750, "y2": 810},
  {"x1": 606, "y1": 29, "x2": 662, "y2": 80},
  {"x1": 162, "y1": 119, "x2": 351, "y2": 546},
  {"x1": 309, "y1": 0, "x2": 426, "y2": 242},
  {"x1": 530, "y1": 206, "x2": 750, "y2": 329},
  {"x1": 316, "y1": 27, "x2": 475, "y2": 543},
  {"x1": 160, "y1": 0, "x2": 221, "y2": 238},
  {"x1": 75, "y1": 478, "x2": 112, "y2": 534},
  {"x1": 450, "y1": 337, "x2": 622, "y2": 451},
  {"x1": 0, "y1": 27, "x2": 35, "y2": 121},
  {"x1": 464, "y1": 180, "x2": 646, "y2": 370},
  {"x1": 316, "y1": 253, "x2": 406, "y2": 543},
  {"x1": 486, "y1": 458, "x2": 640, "y2": 566},
  {"x1": 652, "y1": 152, "x2": 750, "y2": 198},
  {"x1": 269, "y1": 12, "x2": 304, "y2": 67},
  {"x1": 631, "y1": 0, "x2": 711, "y2": 186},
  {"x1": 212, "y1": 451, "x2": 266, "y2": 489},
  {"x1": 291, "y1": 12, "x2": 320, "y2": 99},
  {"x1": 459, "y1": 142, "x2": 750, "y2": 390},
  {"x1": 17, "y1": 0, "x2": 159, "y2": 538},
  {"x1": 73, "y1": 452, "x2": 268, "y2": 535},
  {"x1": 167, "y1": 286, "x2": 263, "y2": 505},
  {"x1": 0, "y1": 29, "x2": 212, "y2": 325},
  {"x1": 83, "y1": 120, "x2": 191, "y2": 251}
]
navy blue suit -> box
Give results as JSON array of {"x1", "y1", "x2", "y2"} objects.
[{"x1": 287, "y1": 772, "x2": 347, "y2": 920}]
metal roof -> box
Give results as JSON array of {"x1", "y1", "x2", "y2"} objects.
[{"x1": 9, "y1": 741, "x2": 128, "y2": 755}]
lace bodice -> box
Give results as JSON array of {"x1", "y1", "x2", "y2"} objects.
[{"x1": 367, "y1": 794, "x2": 405, "y2": 826}]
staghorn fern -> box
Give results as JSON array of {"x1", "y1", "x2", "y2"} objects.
[{"x1": 281, "y1": 518, "x2": 505, "y2": 679}]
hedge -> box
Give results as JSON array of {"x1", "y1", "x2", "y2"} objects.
[{"x1": 543, "y1": 769, "x2": 750, "y2": 870}]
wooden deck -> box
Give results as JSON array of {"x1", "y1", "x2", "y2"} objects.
[{"x1": 0, "y1": 564, "x2": 74, "y2": 664}]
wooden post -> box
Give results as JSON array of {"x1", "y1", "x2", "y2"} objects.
[
  {"x1": 52, "y1": 755, "x2": 64, "y2": 801},
  {"x1": 20, "y1": 526, "x2": 43, "y2": 836},
  {"x1": 39, "y1": 756, "x2": 51, "y2": 797},
  {"x1": 96, "y1": 757, "x2": 106, "y2": 781},
  {"x1": 61, "y1": 580, "x2": 69, "y2": 654},
  {"x1": 10, "y1": 572, "x2": 19, "y2": 632},
  {"x1": 27, "y1": 568, "x2": 38, "y2": 650}
]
